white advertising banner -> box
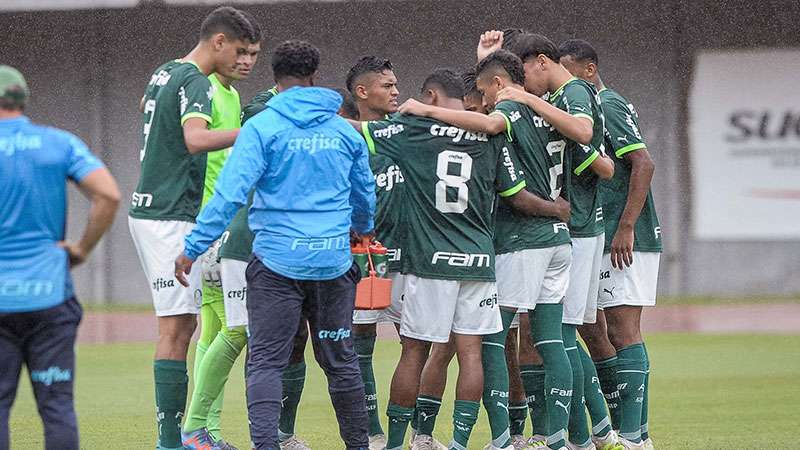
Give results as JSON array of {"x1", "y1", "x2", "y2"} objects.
[{"x1": 690, "y1": 49, "x2": 800, "y2": 240}]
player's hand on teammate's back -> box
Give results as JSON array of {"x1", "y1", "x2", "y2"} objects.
[
  {"x1": 610, "y1": 225, "x2": 635, "y2": 270},
  {"x1": 555, "y1": 197, "x2": 571, "y2": 224},
  {"x1": 477, "y1": 30, "x2": 503, "y2": 61},
  {"x1": 494, "y1": 86, "x2": 528, "y2": 105},
  {"x1": 398, "y1": 98, "x2": 429, "y2": 116},
  {"x1": 174, "y1": 253, "x2": 194, "y2": 287},
  {"x1": 58, "y1": 241, "x2": 88, "y2": 267}
]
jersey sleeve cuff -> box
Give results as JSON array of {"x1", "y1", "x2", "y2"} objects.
[
  {"x1": 180, "y1": 112, "x2": 212, "y2": 126},
  {"x1": 490, "y1": 111, "x2": 513, "y2": 142},
  {"x1": 572, "y1": 112, "x2": 594, "y2": 124},
  {"x1": 574, "y1": 150, "x2": 600, "y2": 176},
  {"x1": 361, "y1": 121, "x2": 377, "y2": 154},
  {"x1": 498, "y1": 180, "x2": 526, "y2": 197},
  {"x1": 615, "y1": 142, "x2": 646, "y2": 157}
]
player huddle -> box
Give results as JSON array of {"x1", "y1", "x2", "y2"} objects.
[{"x1": 130, "y1": 6, "x2": 661, "y2": 450}]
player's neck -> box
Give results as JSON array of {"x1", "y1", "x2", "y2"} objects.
[
  {"x1": 213, "y1": 73, "x2": 234, "y2": 89},
  {"x1": 591, "y1": 75, "x2": 605, "y2": 91},
  {"x1": 182, "y1": 43, "x2": 215, "y2": 76},
  {"x1": 0, "y1": 109, "x2": 23, "y2": 120},
  {"x1": 435, "y1": 97, "x2": 464, "y2": 111},
  {"x1": 549, "y1": 64, "x2": 574, "y2": 93},
  {"x1": 357, "y1": 104, "x2": 389, "y2": 121},
  {"x1": 276, "y1": 77, "x2": 312, "y2": 92}
]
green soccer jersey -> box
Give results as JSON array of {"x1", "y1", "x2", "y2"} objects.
[
  {"x1": 202, "y1": 74, "x2": 241, "y2": 207},
  {"x1": 598, "y1": 88, "x2": 662, "y2": 252},
  {"x1": 130, "y1": 60, "x2": 214, "y2": 222},
  {"x1": 217, "y1": 86, "x2": 278, "y2": 262},
  {"x1": 491, "y1": 100, "x2": 571, "y2": 254},
  {"x1": 550, "y1": 77, "x2": 606, "y2": 238},
  {"x1": 363, "y1": 114, "x2": 526, "y2": 281},
  {"x1": 365, "y1": 135, "x2": 406, "y2": 273}
]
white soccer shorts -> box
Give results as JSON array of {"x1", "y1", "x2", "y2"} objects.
[
  {"x1": 496, "y1": 244, "x2": 571, "y2": 311},
  {"x1": 128, "y1": 216, "x2": 202, "y2": 316},
  {"x1": 598, "y1": 251, "x2": 661, "y2": 308},
  {"x1": 220, "y1": 258, "x2": 249, "y2": 328},
  {"x1": 563, "y1": 234, "x2": 605, "y2": 325}
]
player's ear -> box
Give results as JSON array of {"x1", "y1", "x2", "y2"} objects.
[
  {"x1": 537, "y1": 54, "x2": 548, "y2": 70},
  {"x1": 587, "y1": 62, "x2": 597, "y2": 77},
  {"x1": 355, "y1": 85, "x2": 368, "y2": 101},
  {"x1": 426, "y1": 89, "x2": 438, "y2": 106},
  {"x1": 211, "y1": 33, "x2": 226, "y2": 51}
]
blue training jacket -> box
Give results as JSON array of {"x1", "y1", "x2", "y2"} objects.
[
  {"x1": 184, "y1": 86, "x2": 376, "y2": 280},
  {"x1": 0, "y1": 116, "x2": 104, "y2": 312}
]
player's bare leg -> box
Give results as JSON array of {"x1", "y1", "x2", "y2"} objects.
[
  {"x1": 449, "y1": 333, "x2": 484, "y2": 450},
  {"x1": 385, "y1": 336, "x2": 430, "y2": 449}
]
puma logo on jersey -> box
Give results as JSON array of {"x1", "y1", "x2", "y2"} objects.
[
  {"x1": 604, "y1": 287, "x2": 616, "y2": 298},
  {"x1": 431, "y1": 251, "x2": 490, "y2": 268},
  {"x1": 192, "y1": 102, "x2": 204, "y2": 112},
  {"x1": 131, "y1": 192, "x2": 153, "y2": 208},
  {"x1": 617, "y1": 136, "x2": 629, "y2": 144},
  {"x1": 429, "y1": 124, "x2": 488, "y2": 143},
  {"x1": 373, "y1": 124, "x2": 404, "y2": 139},
  {"x1": 501, "y1": 147, "x2": 519, "y2": 182},
  {"x1": 374, "y1": 164, "x2": 404, "y2": 191}
]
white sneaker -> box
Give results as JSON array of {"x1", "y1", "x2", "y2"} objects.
[
  {"x1": 410, "y1": 435, "x2": 436, "y2": 450},
  {"x1": 483, "y1": 442, "x2": 515, "y2": 450},
  {"x1": 510, "y1": 435, "x2": 529, "y2": 450},
  {"x1": 642, "y1": 438, "x2": 654, "y2": 450},
  {"x1": 617, "y1": 437, "x2": 645, "y2": 450},
  {"x1": 279, "y1": 435, "x2": 311, "y2": 450},
  {"x1": 526, "y1": 435, "x2": 549, "y2": 450},
  {"x1": 592, "y1": 430, "x2": 623, "y2": 450},
  {"x1": 369, "y1": 434, "x2": 386, "y2": 450},
  {"x1": 566, "y1": 441, "x2": 597, "y2": 450}
]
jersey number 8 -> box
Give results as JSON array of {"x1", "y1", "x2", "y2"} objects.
[{"x1": 435, "y1": 150, "x2": 473, "y2": 214}]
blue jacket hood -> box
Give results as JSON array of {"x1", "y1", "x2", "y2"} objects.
[{"x1": 267, "y1": 86, "x2": 342, "y2": 129}]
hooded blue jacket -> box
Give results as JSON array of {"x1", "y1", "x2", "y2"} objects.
[{"x1": 184, "y1": 86, "x2": 375, "y2": 280}]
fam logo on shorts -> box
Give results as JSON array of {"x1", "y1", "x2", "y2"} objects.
[
  {"x1": 479, "y1": 293, "x2": 498, "y2": 309},
  {"x1": 318, "y1": 328, "x2": 351, "y2": 341}
]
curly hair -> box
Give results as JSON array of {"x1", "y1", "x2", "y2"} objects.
[
  {"x1": 271, "y1": 40, "x2": 320, "y2": 81},
  {"x1": 475, "y1": 49, "x2": 525, "y2": 86}
]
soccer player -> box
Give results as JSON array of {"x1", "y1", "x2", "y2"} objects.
[
  {"x1": 489, "y1": 32, "x2": 617, "y2": 450},
  {"x1": 0, "y1": 65, "x2": 121, "y2": 450},
  {"x1": 380, "y1": 65, "x2": 572, "y2": 450},
  {"x1": 345, "y1": 55, "x2": 402, "y2": 450},
  {"x1": 127, "y1": 7, "x2": 260, "y2": 450},
  {"x1": 559, "y1": 39, "x2": 661, "y2": 450},
  {"x1": 183, "y1": 22, "x2": 261, "y2": 449},
  {"x1": 176, "y1": 39, "x2": 375, "y2": 450}
]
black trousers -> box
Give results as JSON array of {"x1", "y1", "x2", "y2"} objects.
[
  {"x1": 0, "y1": 297, "x2": 82, "y2": 450},
  {"x1": 245, "y1": 258, "x2": 368, "y2": 450}
]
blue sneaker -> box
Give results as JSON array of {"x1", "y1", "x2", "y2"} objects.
[
  {"x1": 215, "y1": 439, "x2": 239, "y2": 450},
  {"x1": 182, "y1": 428, "x2": 220, "y2": 450}
]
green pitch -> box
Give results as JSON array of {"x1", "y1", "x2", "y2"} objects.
[{"x1": 7, "y1": 334, "x2": 799, "y2": 449}]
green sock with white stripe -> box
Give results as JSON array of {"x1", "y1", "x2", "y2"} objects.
[
  {"x1": 451, "y1": 400, "x2": 479, "y2": 450},
  {"x1": 416, "y1": 395, "x2": 442, "y2": 437},
  {"x1": 386, "y1": 403, "x2": 414, "y2": 450},
  {"x1": 354, "y1": 332, "x2": 383, "y2": 436},
  {"x1": 508, "y1": 401, "x2": 528, "y2": 436},
  {"x1": 481, "y1": 309, "x2": 515, "y2": 448},
  {"x1": 530, "y1": 305, "x2": 572, "y2": 450},
  {"x1": 520, "y1": 364, "x2": 547, "y2": 436},
  {"x1": 616, "y1": 343, "x2": 647, "y2": 443},
  {"x1": 595, "y1": 356, "x2": 620, "y2": 429},
  {"x1": 278, "y1": 361, "x2": 306, "y2": 438},
  {"x1": 578, "y1": 344, "x2": 612, "y2": 438},
  {"x1": 641, "y1": 342, "x2": 650, "y2": 442},
  {"x1": 564, "y1": 324, "x2": 590, "y2": 447}
]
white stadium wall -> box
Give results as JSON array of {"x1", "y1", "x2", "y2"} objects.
[{"x1": 1, "y1": 0, "x2": 799, "y2": 303}]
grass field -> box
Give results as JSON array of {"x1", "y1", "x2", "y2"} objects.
[{"x1": 7, "y1": 333, "x2": 799, "y2": 449}]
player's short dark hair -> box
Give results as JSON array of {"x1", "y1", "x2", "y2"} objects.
[
  {"x1": 558, "y1": 39, "x2": 598, "y2": 65},
  {"x1": 421, "y1": 68, "x2": 464, "y2": 99},
  {"x1": 271, "y1": 40, "x2": 320, "y2": 81},
  {"x1": 509, "y1": 32, "x2": 560, "y2": 63},
  {"x1": 475, "y1": 49, "x2": 525, "y2": 86},
  {"x1": 462, "y1": 69, "x2": 479, "y2": 97},
  {"x1": 501, "y1": 28, "x2": 528, "y2": 50},
  {"x1": 345, "y1": 56, "x2": 394, "y2": 94},
  {"x1": 200, "y1": 6, "x2": 261, "y2": 43},
  {"x1": 333, "y1": 87, "x2": 360, "y2": 120}
]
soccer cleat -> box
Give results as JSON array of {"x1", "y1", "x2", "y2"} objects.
[
  {"x1": 510, "y1": 435, "x2": 530, "y2": 450},
  {"x1": 279, "y1": 435, "x2": 311, "y2": 450},
  {"x1": 182, "y1": 428, "x2": 221, "y2": 450},
  {"x1": 215, "y1": 439, "x2": 240, "y2": 450},
  {"x1": 616, "y1": 437, "x2": 645, "y2": 450},
  {"x1": 483, "y1": 443, "x2": 515, "y2": 450},
  {"x1": 592, "y1": 430, "x2": 624, "y2": 450},
  {"x1": 410, "y1": 434, "x2": 439, "y2": 450},
  {"x1": 642, "y1": 438, "x2": 654, "y2": 450},
  {"x1": 526, "y1": 435, "x2": 548, "y2": 450},
  {"x1": 368, "y1": 433, "x2": 386, "y2": 450},
  {"x1": 566, "y1": 441, "x2": 597, "y2": 450}
]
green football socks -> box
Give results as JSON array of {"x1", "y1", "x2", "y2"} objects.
[
  {"x1": 595, "y1": 355, "x2": 620, "y2": 429},
  {"x1": 564, "y1": 324, "x2": 590, "y2": 447},
  {"x1": 451, "y1": 400, "x2": 479, "y2": 450},
  {"x1": 154, "y1": 359, "x2": 188, "y2": 449},
  {"x1": 416, "y1": 395, "x2": 442, "y2": 436},
  {"x1": 481, "y1": 309, "x2": 515, "y2": 448},
  {"x1": 616, "y1": 343, "x2": 647, "y2": 443},
  {"x1": 641, "y1": 342, "x2": 650, "y2": 442},
  {"x1": 520, "y1": 363, "x2": 547, "y2": 436},
  {"x1": 278, "y1": 361, "x2": 307, "y2": 439},
  {"x1": 386, "y1": 403, "x2": 414, "y2": 450},
  {"x1": 578, "y1": 344, "x2": 613, "y2": 438},
  {"x1": 354, "y1": 332, "x2": 383, "y2": 436},
  {"x1": 530, "y1": 305, "x2": 572, "y2": 450},
  {"x1": 508, "y1": 401, "x2": 528, "y2": 436}
]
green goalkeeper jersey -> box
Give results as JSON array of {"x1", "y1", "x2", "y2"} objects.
[
  {"x1": 201, "y1": 73, "x2": 240, "y2": 208},
  {"x1": 362, "y1": 114, "x2": 526, "y2": 281},
  {"x1": 130, "y1": 60, "x2": 213, "y2": 222},
  {"x1": 491, "y1": 100, "x2": 571, "y2": 254},
  {"x1": 550, "y1": 77, "x2": 606, "y2": 238},
  {"x1": 598, "y1": 88, "x2": 662, "y2": 252}
]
